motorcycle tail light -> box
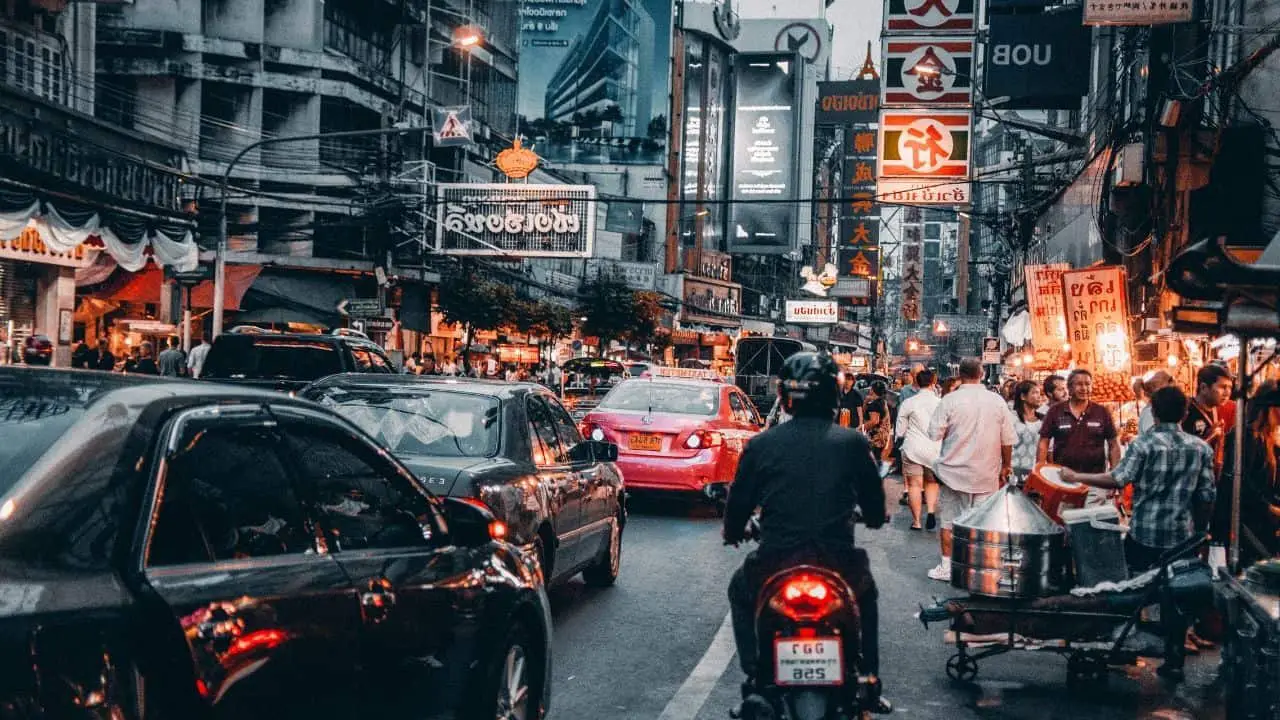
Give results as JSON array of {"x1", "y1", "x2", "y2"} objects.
[
  {"x1": 684, "y1": 430, "x2": 723, "y2": 449},
  {"x1": 769, "y1": 574, "x2": 843, "y2": 621}
]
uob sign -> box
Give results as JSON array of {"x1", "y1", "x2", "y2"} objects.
[{"x1": 984, "y1": 9, "x2": 1090, "y2": 109}]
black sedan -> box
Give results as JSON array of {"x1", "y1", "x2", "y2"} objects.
[
  {"x1": 0, "y1": 367, "x2": 551, "y2": 719},
  {"x1": 302, "y1": 375, "x2": 626, "y2": 588}
]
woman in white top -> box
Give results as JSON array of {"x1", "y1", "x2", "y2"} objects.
[
  {"x1": 1009, "y1": 379, "x2": 1044, "y2": 477},
  {"x1": 895, "y1": 369, "x2": 943, "y2": 530}
]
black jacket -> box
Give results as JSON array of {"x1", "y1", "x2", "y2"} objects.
[{"x1": 723, "y1": 416, "x2": 886, "y2": 553}]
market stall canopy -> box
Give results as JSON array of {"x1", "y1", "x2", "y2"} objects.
[{"x1": 86, "y1": 263, "x2": 261, "y2": 311}]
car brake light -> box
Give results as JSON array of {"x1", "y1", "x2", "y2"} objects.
[
  {"x1": 768, "y1": 574, "x2": 843, "y2": 621},
  {"x1": 684, "y1": 430, "x2": 723, "y2": 449},
  {"x1": 457, "y1": 497, "x2": 508, "y2": 542},
  {"x1": 581, "y1": 423, "x2": 605, "y2": 441}
]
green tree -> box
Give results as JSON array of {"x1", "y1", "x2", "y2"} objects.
[
  {"x1": 436, "y1": 262, "x2": 516, "y2": 373},
  {"x1": 625, "y1": 290, "x2": 665, "y2": 350},
  {"x1": 578, "y1": 275, "x2": 637, "y2": 356}
]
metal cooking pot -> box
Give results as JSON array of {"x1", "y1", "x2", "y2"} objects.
[{"x1": 950, "y1": 483, "x2": 1067, "y2": 598}]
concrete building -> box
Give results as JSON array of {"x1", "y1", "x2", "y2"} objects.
[
  {"x1": 94, "y1": 0, "x2": 519, "y2": 266},
  {"x1": 544, "y1": 0, "x2": 655, "y2": 138}
]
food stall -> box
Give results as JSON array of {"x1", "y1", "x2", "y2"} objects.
[{"x1": 1166, "y1": 236, "x2": 1280, "y2": 718}]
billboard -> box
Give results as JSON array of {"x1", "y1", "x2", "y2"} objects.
[
  {"x1": 985, "y1": 10, "x2": 1091, "y2": 109},
  {"x1": 816, "y1": 79, "x2": 880, "y2": 125},
  {"x1": 785, "y1": 300, "x2": 839, "y2": 324},
  {"x1": 877, "y1": 110, "x2": 971, "y2": 205},
  {"x1": 728, "y1": 53, "x2": 799, "y2": 254},
  {"x1": 883, "y1": 38, "x2": 975, "y2": 106},
  {"x1": 516, "y1": 0, "x2": 673, "y2": 165},
  {"x1": 435, "y1": 184, "x2": 596, "y2": 257},
  {"x1": 884, "y1": 0, "x2": 977, "y2": 33}
]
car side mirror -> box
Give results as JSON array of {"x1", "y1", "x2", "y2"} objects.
[
  {"x1": 591, "y1": 440, "x2": 619, "y2": 463},
  {"x1": 442, "y1": 497, "x2": 499, "y2": 547}
]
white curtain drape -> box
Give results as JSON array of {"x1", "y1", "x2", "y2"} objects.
[{"x1": 0, "y1": 200, "x2": 197, "y2": 272}]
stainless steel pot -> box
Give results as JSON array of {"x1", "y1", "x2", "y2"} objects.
[{"x1": 950, "y1": 484, "x2": 1066, "y2": 598}]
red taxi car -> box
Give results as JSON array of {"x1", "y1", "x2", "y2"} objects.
[{"x1": 580, "y1": 368, "x2": 764, "y2": 510}]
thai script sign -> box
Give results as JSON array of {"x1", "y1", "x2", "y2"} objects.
[
  {"x1": 1062, "y1": 265, "x2": 1131, "y2": 376},
  {"x1": 785, "y1": 300, "x2": 839, "y2": 324},
  {"x1": 1025, "y1": 263, "x2": 1070, "y2": 357},
  {"x1": 435, "y1": 184, "x2": 595, "y2": 257}
]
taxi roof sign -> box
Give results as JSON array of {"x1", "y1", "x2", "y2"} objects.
[{"x1": 647, "y1": 366, "x2": 723, "y2": 382}]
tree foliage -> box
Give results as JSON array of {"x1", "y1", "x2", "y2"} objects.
[
  {"x1": 436, "y1": 262, "x2": 516, "y2": 370},
  {"x1": 626, "y1": 291, "x2": 664, "y2": 347},
  {"x1": 578, "y1": 275, "x2": 636, "y2": 355}
]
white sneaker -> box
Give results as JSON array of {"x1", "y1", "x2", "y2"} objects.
[{"x1": 927, "y1": 562, "x2": 951, "y2": 582}]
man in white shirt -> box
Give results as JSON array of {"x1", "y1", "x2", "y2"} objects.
[
  {"x1": 896, "y1": 368, "x2": 942, "y2": 531},
  {"x1": 1138, "y1": 370, "x2": 1174, "y2": 434},
  {"x1": 187, "y1": 337, "x2": 211, "y2": 379},
  {"x1": 927, "y1": 358, "x2": 1017, "y2": 581}
]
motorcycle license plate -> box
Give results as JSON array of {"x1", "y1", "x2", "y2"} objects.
[{"x1": 774, "y1": 637, "x2": 843, "y2": 686}]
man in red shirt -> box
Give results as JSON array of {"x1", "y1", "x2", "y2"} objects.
[{"x1": 1037, "y1": 369, "x2": 1121, "y2": 505}]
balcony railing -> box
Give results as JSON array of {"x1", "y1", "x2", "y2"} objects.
[{"x1": 0, "y1": 19, "x2": 70, "y2": 108}]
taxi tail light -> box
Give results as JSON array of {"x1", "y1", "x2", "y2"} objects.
[
  {"x1": 456, "y1": 497, "x2": 508, "y2": 541},
  {"x1": 768, "y1": 574, "x2": 843, "y2": 621},
  {"x1": 684, "y1": 430, "x2": 723, "y2": 450},
  {"x1": 581, "y1": 422, "x2": 606, "y2": 441}
]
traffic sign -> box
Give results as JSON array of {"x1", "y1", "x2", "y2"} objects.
[
  {"x1": 982, "y1": 336, "x2": 1001, "y2": 364},
  {"x1": 337, "y1": 298, "x2": 384, "y2": 318}
]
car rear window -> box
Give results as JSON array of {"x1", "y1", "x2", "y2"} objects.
[
  {"x1": 0, "y1": 394, "x2": 86, "y2": 494},
  {"x1": 203, "y1": 336, "x2": 343, "y2": 381},
  {"x1": 307, "y1": 386, "x2": 500, "y2": 457},
  {"x1": 597, "y1": 381, "x2": 720, "y2": 416}
]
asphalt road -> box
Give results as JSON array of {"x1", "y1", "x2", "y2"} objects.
[{"x1": 544, "y1": 479, "x2": 1228, "y2": 720}]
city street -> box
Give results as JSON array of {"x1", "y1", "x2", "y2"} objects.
[{"x1": 546, "y1": 480, "x2": 1227, "y2": 720}]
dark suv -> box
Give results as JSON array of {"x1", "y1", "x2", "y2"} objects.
[{"x1": 201, "y1": 331, "x2": 396, "y2": 392}]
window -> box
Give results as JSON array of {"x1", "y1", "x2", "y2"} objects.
[
  {"x1": 309, "y1": 387, "x2": 500, "y2": 458},
  {"x1": 350, "y1": 345, "x2": 394, "y2": 373},
  {"x1": 283, "y1": 424, "x2": 434, "y2": 551},
  {"x1": 598, "y1": 382, "x2": 720, "y2": 416},
  {"x1": 544, "y1": 397, "x2": 586, "y2": 462},
  {"x1": 728, "y1": 392, "x2": 752, "y2": 424},
  {"x1": 202, "y1": 337, "x2": 343, "y2": 381},
  {"x1": 149, "y1": 425, "x2": 311, "y2": 566},
  {"x1": 527, "y1": 397, "x2": 567, "y2": 465}
]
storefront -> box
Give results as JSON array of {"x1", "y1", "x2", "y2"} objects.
[{"x1": 675, "y1": 250, "x2": 742, "y2": 370}]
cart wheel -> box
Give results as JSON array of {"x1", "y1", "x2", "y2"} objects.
[{"x1": 946, "y1": 653, "x2": 979, "y2": 682}]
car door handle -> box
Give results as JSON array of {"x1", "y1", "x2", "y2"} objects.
[{"x1": 359, "y1": 579, "x2": 396, "y2": 625}]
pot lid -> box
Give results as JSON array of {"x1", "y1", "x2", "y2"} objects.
[{"x1": 954, "y1": 483, "x2": 1064, "y2": 537}]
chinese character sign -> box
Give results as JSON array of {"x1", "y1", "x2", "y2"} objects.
[
  {"x1": 883, "y1": 39, "x2": 974, "y2": 106},
  {"x1": 1061, "y1": 266, "x2": 1131, "y2": 377},
  {"x1": 877, "y1": 110, "x2": 971, "y2": 206},
  {"x1": 884, "y1": 0, "x2": 977, "y2": 32},
  {"x1": 1025, "y1": 263, "x2": 1070, "y2": 355}
]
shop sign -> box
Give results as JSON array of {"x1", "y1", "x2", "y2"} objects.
[
  {"x1": 816, "y1": 79, "x2": 881, "y2": 124},
  {"x1": 884, "y1": 0, "x2": 977, "y2": 33},
  {"x1": 883, "y1": 38, "x2": 975, "y2": 106},
  {"x1": 586, "y1": 260, "x2": 657, "y2": 290},
  {"x1": 985, "y1": 10, "x2": 1092, "y2": 109},
  {"x1": 1061, "y1": 265, "x2": 1132, "y2": 376},
  {"x1": 683, "y1": 278, "x2": 742, "y2": 325},
  {"x1": 878, "y1": 111, "x2": 972, "y2": 179},
  {"x1": 831, "y1": 276, "x2": 873, "y2": 300},
  {"x1": 901, "y1": 237, "x2": 924, "y2": 321},
  {"x1": 982, "y1": 336, "x2": 1001, "y2": 364},
  {"x1": 683, "y1": 249, "x2": 734, "y2": 282},
  {"x1": 0, "y1": 227, "x2": 97, "y2": 268},
  {"x1": 672, "y1": 329, "x2": 700, "y2": 345},
  {"x1": 435, "y1": 184, "x2": 596, "y2": 258},
  {"x1": 0, "y1": 108, "x2": 183, "y2": 211},
  {"x1": 1083, "y1": 0, "x2": 1192, "y2": 25},
  {"x1": 876, "y1": 178, "x2": 970, "y2": 205},
  {"x1": 1025, "y1": 263, "x2": 1070, "y2": 354},
  {"x1": 785, "y1": 300, "x2": 839, "y2": 324},
  {"x1": 840, "y1": 248, "x2": 880, "y2": 279}
]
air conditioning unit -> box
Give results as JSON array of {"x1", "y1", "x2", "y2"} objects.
[{"x1": 1113, "y1": 143, "x2": 1145, "y2": 188}]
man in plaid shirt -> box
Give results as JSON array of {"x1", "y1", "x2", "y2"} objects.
[{"x1": 1061, "y1": 385, "x2": 1215, "y2": 680}]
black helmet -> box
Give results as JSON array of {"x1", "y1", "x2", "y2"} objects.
[{"x1": 779, "y1": 352, "x2": 839, "y2": 417}]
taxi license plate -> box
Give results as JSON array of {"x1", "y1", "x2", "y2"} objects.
[
  {"x1": 774, "y1": 638, "x2": 843, "y2": 686},
  {"x1": 628, "y1": 433, "x2": 662, "y2": 451}
]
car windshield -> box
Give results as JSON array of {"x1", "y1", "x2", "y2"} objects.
[
  {"x1": 311, "y1": 387, "x2": 500, "y2": 457},
  {"x1": 203, "y1": 338, "x2": 343, "y2": 380},
  {"x1": 597, "y1": 381, "x2": 720, "y2": 416}
]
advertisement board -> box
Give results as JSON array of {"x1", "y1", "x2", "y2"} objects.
[
  {"x1": 883, "y1": 38, "x2": 975, "y2": 106},
  {"x1": 785, "y1": 300, "x2": 839, "y2": 324},
  {"x1": 816, "y1": 79, "x2": 881, "y2": 125},
  {"x1": 1083, "y1": 0, "x2": 1192, "y2": 25},
  {"x1": 516, "y1": 0, "x2": 674, "y2": 164},
  {"x1": 683, "y1": 277, "x2": 742, "y2": 326},
  {"x1": 435, "y1": 184, "x2": 596, "y2": 257},
  {"x1": 728, "y1": 53, "x2": 799, "y2": 254},
  {"x1": 1061, "y1": 265, "x2": 1131, "y2": 377},
  {"x1": 1025, "y1": 263, "x2": 1070, "y2": 355},
  {"x1": 585, "y1": 259, "x2": 658, "y2": 290},
  {"x1": 878, "y1": 110, "x2": 971, "y2": 206},
  {"x1": 884, "y1": 0, "x2": 977, "y2": 33},
  {"x1": 985, "y1": 10, "x2": 1091, "y2": 109}
]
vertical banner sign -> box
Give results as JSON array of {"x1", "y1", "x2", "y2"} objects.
[
  {"x1": 729, "y1": 53, "x2": 798, "y2": 254},
  {"x1": 877, "y1": 110, "x2": 971, "y2": 205},
  {"x1": 1024, "y1": 263, "x2": 1070, "y2": 364},
  {"x1": 901, "y1": 225, "x2": 924, "y2": 322},
  {"x1": 516, "y1": 0, "x2": 674, "y2": 165},
  {"x1": 1061, "y1": 265, "x2": 1132, "y2": 379},
  {"x1": 883, "y1": 38, "x2": 975, "y2": 106}
]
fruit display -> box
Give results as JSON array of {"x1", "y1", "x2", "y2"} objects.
[{"x1": 1091, "y1": 372, "x2": 1136, "y2": 403}]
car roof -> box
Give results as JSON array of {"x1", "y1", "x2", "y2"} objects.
[
  {"x1": 213, "y1": 332, "x2": 379, "y2": 348},
  {"x1": 306, "y1": 373, "x2": 544, "y2": 400},
  {"x1": 0, "y1": 366, "x2": 318, "y2": 410}
]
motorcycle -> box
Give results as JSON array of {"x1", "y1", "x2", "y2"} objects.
[{"x1": 733, "y1": 516, "x2": 888, "y2": 720}]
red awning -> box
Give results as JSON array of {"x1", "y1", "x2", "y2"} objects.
[{"x1": 90, "y1": 265, "x2": 262, "y2": 310}]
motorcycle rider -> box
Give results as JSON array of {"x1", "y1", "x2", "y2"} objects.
[{"x1": 724, "y1": 351, "x2": 892, "y2": 714}]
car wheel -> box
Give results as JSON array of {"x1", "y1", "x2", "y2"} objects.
[
  {"x1": 474, "y1": 623, "x2": 542, "y2": 720},
  {"x1": 582, "y1": 514, "x2": 622, "y2": 587}
]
